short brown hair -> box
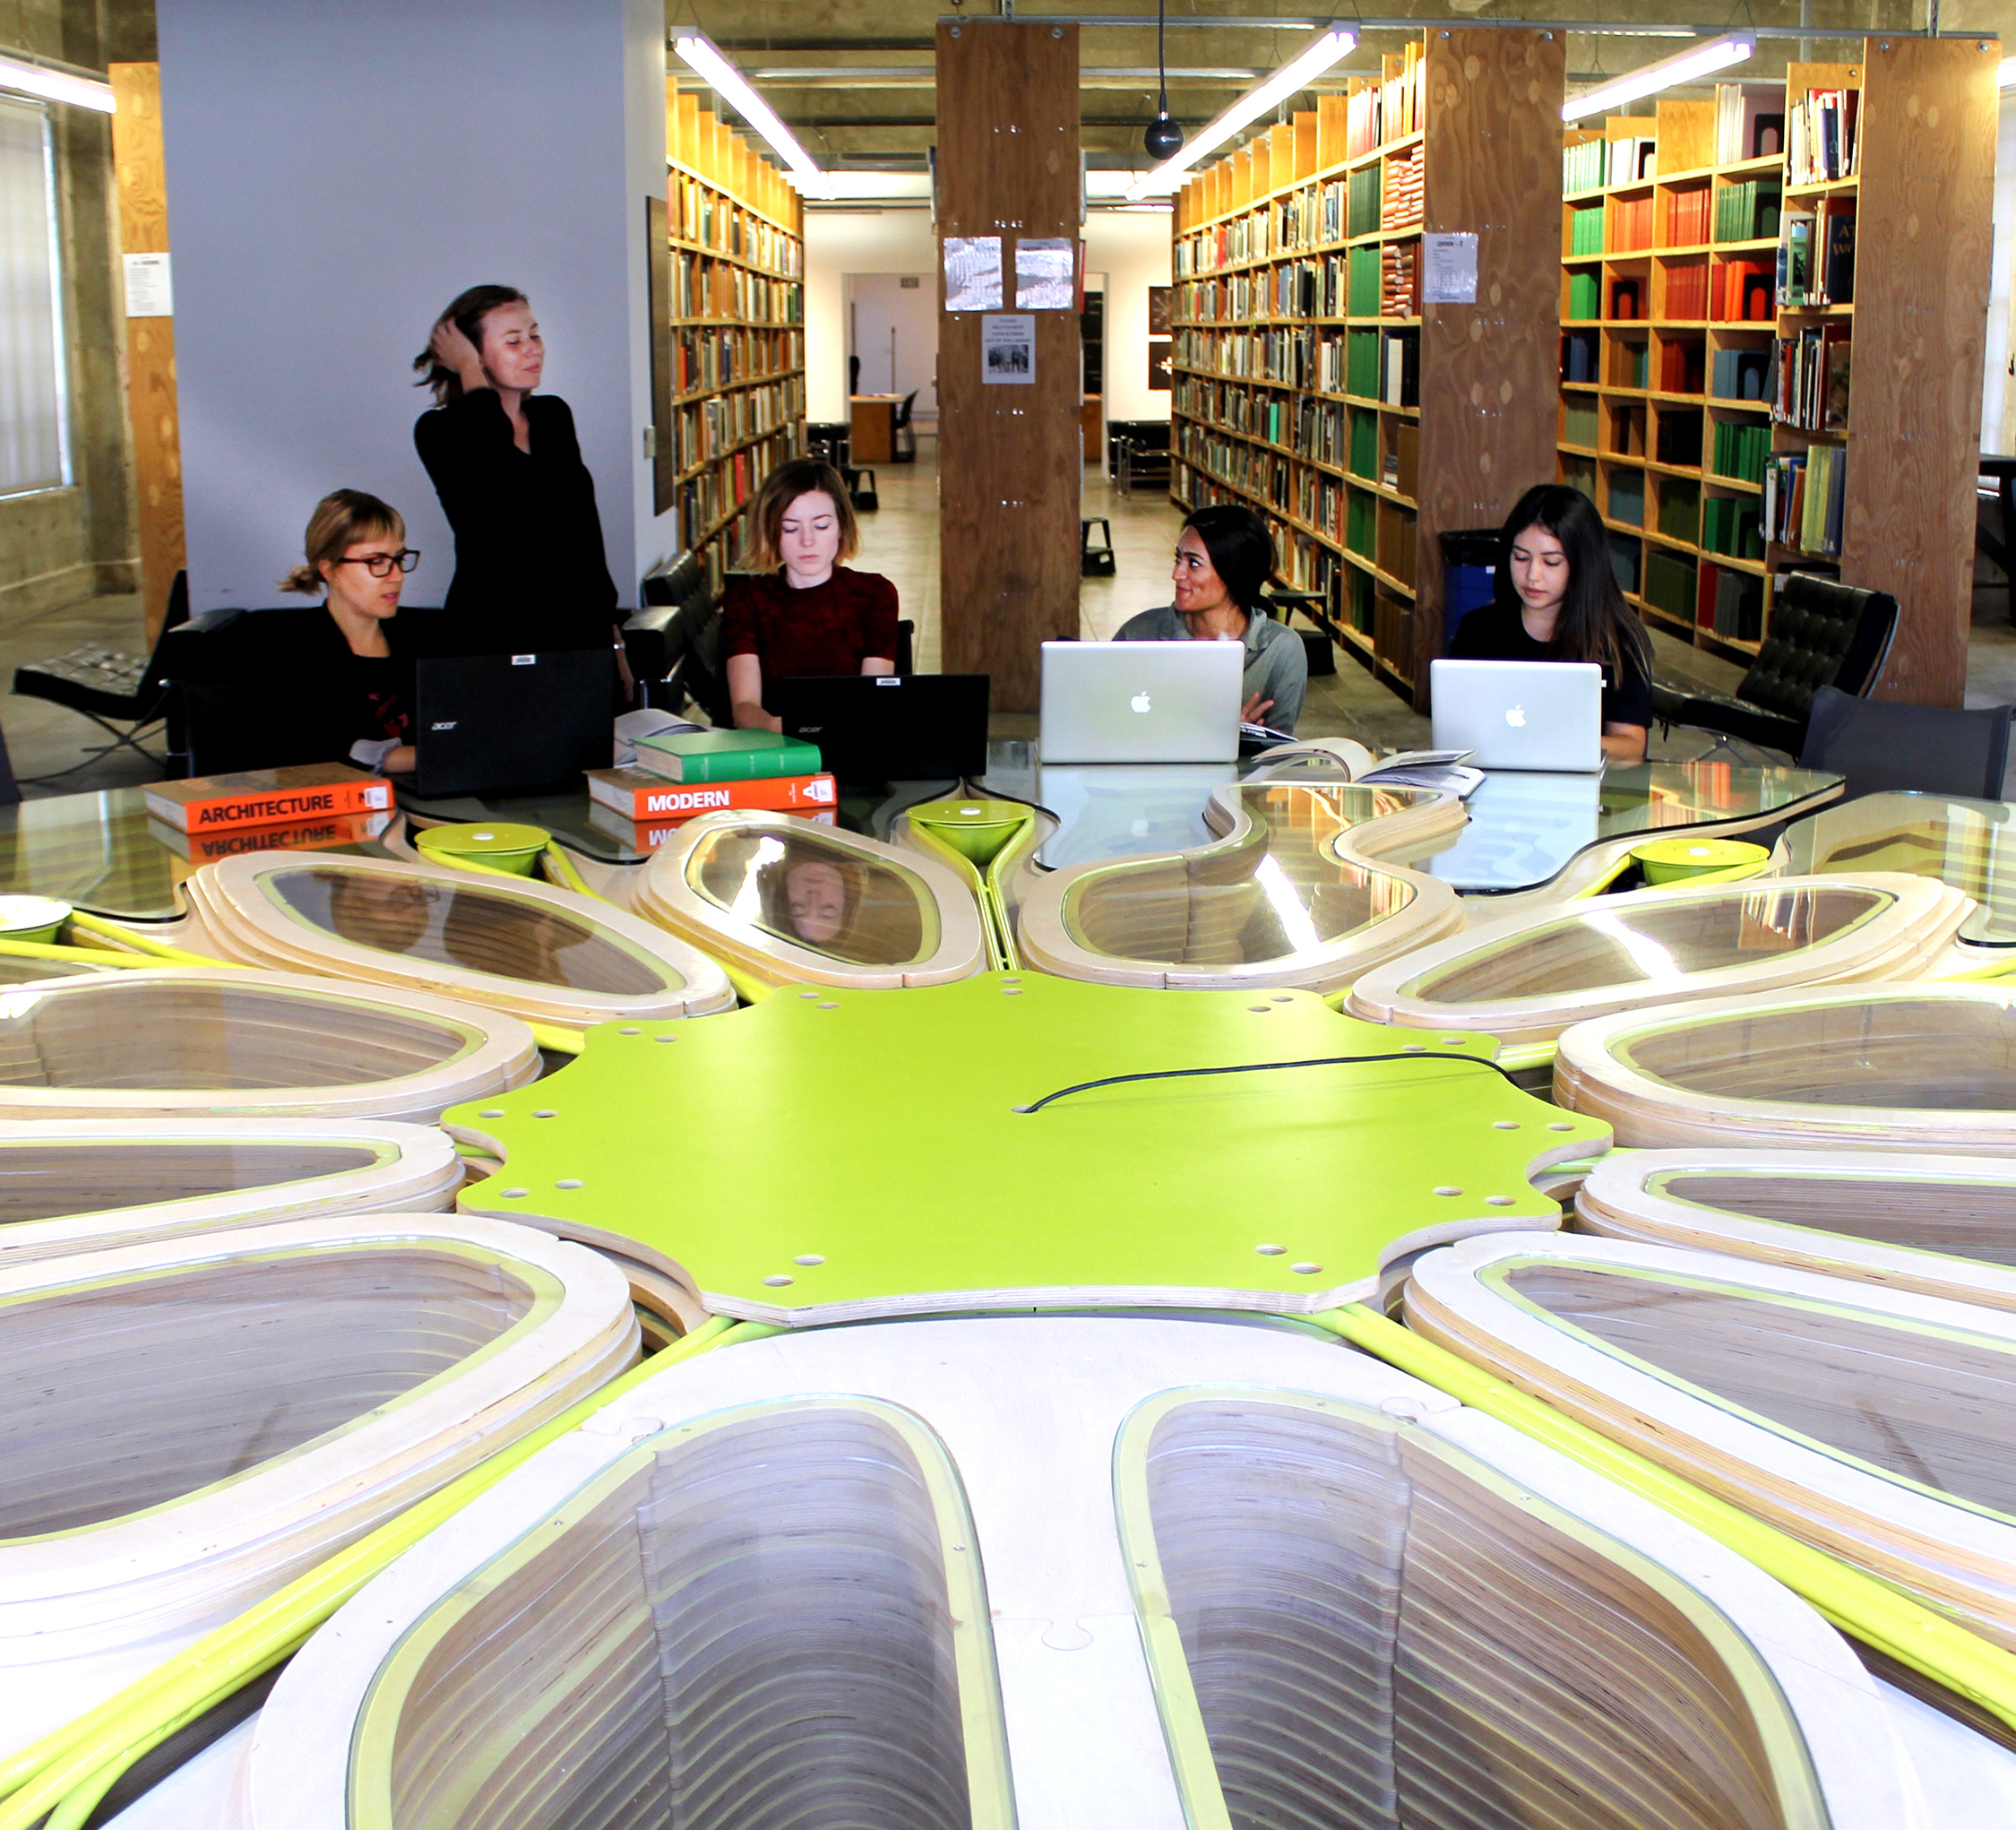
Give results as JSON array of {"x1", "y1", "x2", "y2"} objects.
[
  {"x1": 412, "y1": 284, "x2": 528, "y2": 406},
  {"x1": 279, "y1": 489, "x2": 405, "y2": 596},
  {"x1": 746, "y1": 456, "x2": 858, "y2": 573}
]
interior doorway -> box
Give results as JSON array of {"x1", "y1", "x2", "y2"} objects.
[{"x1": 845, "y1": 273, "x2": 938, "y2": 439}]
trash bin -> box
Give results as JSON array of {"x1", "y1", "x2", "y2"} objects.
[{"x1": 1437, "y1": 529, "x2": 1499, "y2": 649}]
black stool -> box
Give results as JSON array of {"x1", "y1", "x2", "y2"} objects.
[{"x1": 1081, "y1": 517, "x2": 1116, "y2": 578}]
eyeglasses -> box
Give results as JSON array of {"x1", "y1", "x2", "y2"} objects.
[{"x1": 335, "y1": 549, "x2": 420, "y2": 578}]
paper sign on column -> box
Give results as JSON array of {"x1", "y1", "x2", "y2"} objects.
[
  {"x1": 123, "y1": 253, "x2": 173, "y2": 318},
  {"x1": 1014, "y1": 238, "x2": 1076, "y2": 310},
  {"x1": 981, "y1": 315, "x2": 1035, "y2": 384},
  {"x1": 943, "y1": 237, "x2": 1003, "y2": 313},
  {"x1": 1421, "y1": 233, "x2": 1478, "y2": 305}
]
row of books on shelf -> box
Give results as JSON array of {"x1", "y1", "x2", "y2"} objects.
[
  {"x1": 1788, "y1": 87, "x2": 1860, "y2": 186},
  {"x1": 673, "y1": 255, "x2": 803, "y2": 325},
  {"x1": 671, "y1": 326, "x2": 802, "y2": 395},
  {"x1": 1773, "y1": 325, "x2": 1850, "y2": 432},
  {"x1": 1608, "y1": 194, "x2": 1654, "y2": 254},
  {"x1": 1178, "y1": 377, "x2": 1414, "y2": 489},
  {"x1": 676, "y1": 427, "x2": 796, "y2": 554},
  {"x1": 1711, "y1": 346, "x2": 1770, "y2": 401},
  {"x1": 1563, "y1": 133, "x2": 1654, "y2": 194},
  {"x1": 1568, "y1": 203, "x2": 1605, "y2": 256},
  {"x1": 1381, "y1": 147, "x2": 1423, "y2": 231},
  {"x1": 1763, "y1": 444, "x2": 1847, "y2": 557},
  {"x1": 1710, "y1": 418, "x2": 1772, "y2": 483},
  {"x1": 671, "y1": 177, "x2": 802, "y2": 276},
  {"x1": 1347, "y1": 43, "x2": 1426, "y2": 157},
  {"x1": 1701, "y1": 494, "x2": 1764, "y2": 561},
  {"x1": 1715, "y1": 179, "x2": 1780, "y2": 244},
  {"x1": 1382, "y1": 243, "x2": 1418, "y2": 318},
  {"x1": 1779, "y1": 204, "x2": 1856, "y2": 306},
  {"x1": 1664, "y1": 185, "x2": 1712, "y2": 247},
  {"x1": 1174, "y1": 324, "x2": 1420, "y2": 401},
  {"x1": 1700, "y1": 563, "x2": 1767, "y2": 643},
  {"x1": 674, "y1": 380, "x2": 803, "y2": 472},
  {"x1": 1715, "y1": 82, "x2": 1786, "y2": 165}
]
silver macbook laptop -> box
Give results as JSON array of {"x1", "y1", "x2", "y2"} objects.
[
  {"x1": 1039, "y1": 640, "x2": 1244, "y2": 764},
  {"x1": 1429, "y1": 658, "x2": 1605, "y2": 773}
]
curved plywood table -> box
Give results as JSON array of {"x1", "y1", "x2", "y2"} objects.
[
  {"x1": 0, "y1": 1214, "x2": 634, "y2": 1761},
  {"x1": 1017, "y1": 780, "x2": 1468, "y2": 991},
  {"x1": 0, "y1": 967, "x2": 539, "y2": 1124},
  {"x1": 1576, "y1": 1146, "x2": 2016, "y2": 1314},
  {"x1": 1554, "y1": 983, "x2": 2016, "y2": 1154},
  {"x1": 186, "y1": 853, "x2": 733, "y2": 1029},
  {"x1": 228, "y1": 1316, "x2": 1924, "y2": 1830},
  {"x1": 1408, "y1": 1230, "x2": 2016, "y2": 1661},
  {"x1": 1348, "y1": 873, "x2": 1969, "y2": 1045},
  {"x1": 1779, "y1": 790, "x2": 2016, "y2": 950},
  {"x1": 0, "y1": 1118, "x2": 460, "y2": 1265},
  {"x1": 628, "y1": 811, "x2": 987, "y2": 990}
]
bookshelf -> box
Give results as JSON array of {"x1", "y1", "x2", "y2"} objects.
[
  {"x1": 663, "y1": 89, "x2": 807, "y2": 603},
  {"x1": 1170, "y1": 30, "x2": 1565, "y2": 704},
  {"x1": 1556, "y1": 40, "x2": 1996, "y2": 702}
]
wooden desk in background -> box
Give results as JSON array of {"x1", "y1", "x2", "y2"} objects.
[{"x1": 849, "y1": 394, "x2": 901, "y2": 464}]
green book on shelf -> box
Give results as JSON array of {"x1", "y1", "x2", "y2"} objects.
[
  {"x1": 1568, "y1": 272, "x2": 1600, "y2": 320},
  {"x1": 1349, "y1": 411, "x2": 1378, "y2": 479},
  {"x1": 1346, "y1": 329, "x2": 1380, "y2": 398},
  {"x1": 633, "y1": 728, "x2": 823, "y2": 783},
  {"x1": 1348, "y1": 246, "x2": 1381, "y2": 315}
]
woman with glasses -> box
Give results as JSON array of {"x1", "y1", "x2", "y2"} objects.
[
  {"x1": 412, "y1": 285, "x2": 626, "y2": 679},
  {"x1": 273, "y1": 488, "x2": 425, "y2": 772}
]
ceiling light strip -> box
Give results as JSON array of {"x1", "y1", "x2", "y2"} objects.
[
  {"x1": 0, "y1": 51, "x2": 115, "y2": 114},
  {"x1": 1561, "y1": 31, "x2": 1755, "y2": 119},
  {"x1": 1126, "y1": 24, "x2": 1355, "y2": 199},
  {"x1": 672, "y1": 34, "x2": 823, "y2": 189}
]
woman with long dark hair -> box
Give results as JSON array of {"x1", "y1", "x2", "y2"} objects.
[
  {"x1": 411, "y1": 285, "x2": 624, "y2": 665},
  {"x1": 1449, "y1": 482, "x2": 1653, "y2": 762}
]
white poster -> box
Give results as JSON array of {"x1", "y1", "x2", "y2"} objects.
[
  {"x1": 1421, "y1": 232, "x2": 1478, "y2": 306},
  {"x1": 123, "y1": 251, "x2": 173, "y2": 317},
  {"x1": 1014, "y1": 237, "x2": 1076, "y2": 311},
  {"x1": 981, "y1": 314, "x2": 1035, "y2": 385},
  {"x1": 943, "y1": 236, "x2": 1004, "y2": 313}
]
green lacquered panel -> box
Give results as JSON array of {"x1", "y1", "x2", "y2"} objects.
[{"x1": 450, "y1": 972, "x2": 1608, "y2": 1323}]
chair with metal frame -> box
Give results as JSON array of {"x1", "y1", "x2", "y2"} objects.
[
  {"x1": 891, "y1": 389, "x2": 918, "y2": 462},
  {"x1": 12, "y1": 570, "x2": 188, "y2": 779}
]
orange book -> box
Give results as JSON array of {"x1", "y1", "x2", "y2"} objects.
[
  {"x1": 151, "y1": 808, "x2": 395, "y2": 863},
  {"x1": 584, "y1": 767, "x2": 837, "y2": 821},
  {"x1": 589, "y1": 801, "x2": 836, "y2": 850},
  {"x1": 144, "y1": 764, "x2": 393, "y2": 833}
]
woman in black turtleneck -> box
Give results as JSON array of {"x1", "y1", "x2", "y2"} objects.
[{"x1": 411, "y1": 284, "x2": 626, "y2": 674}]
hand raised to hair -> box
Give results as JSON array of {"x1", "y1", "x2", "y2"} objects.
[{"x1": 429, "y1": 317, "x2": 489, "y2": 392}]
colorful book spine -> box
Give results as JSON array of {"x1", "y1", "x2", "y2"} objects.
[
  {"x1": 145, "y1": 773, "x2": 392, "y2": 833},
  {"x1": 587, "y1": 769, "x2": 837, "y2": 819}
]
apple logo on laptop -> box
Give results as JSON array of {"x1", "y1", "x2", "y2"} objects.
[
  {"x1": 1504, "y1": 705, "x2": 1527, "y2": 728},
  {"x1": 1131, "y1": 691, "x2": 1152, "y2": 714}
]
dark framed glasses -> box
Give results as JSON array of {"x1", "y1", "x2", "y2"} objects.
[{"x1": 336, "y1": 548, "x2": 420, "y2": 578}]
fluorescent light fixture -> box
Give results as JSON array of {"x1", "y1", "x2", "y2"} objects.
[
  {"x1": 1561, "y1": 32, "x2": 1754, "y2": 121},
  {"x1": 673, "y1": 33, "x2": 821, "y2": 186},
  {"x1": 0, "y1": 52, "x2": 115, "y2": 114},
  {"x1": 2001, "y1": 55, "x2": 2016, "y2": 87},
  {"x1": 1126, "y1": 25, "x2": 1355, "y2": 198}
]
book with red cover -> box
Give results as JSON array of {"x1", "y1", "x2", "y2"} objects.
[
  {"x1": 588, "y1": 802, "x2": 836, "y2": 850},
  {"x1": 144, "y1": 764, "x2": 392, "y2": 833},
  {"x1": 584, "y1": 766, "x2": 838, "y2": 821}
]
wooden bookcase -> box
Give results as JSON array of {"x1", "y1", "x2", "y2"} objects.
[
  {"x1": 665, "y1": 89, "x2": 807, "y2": 602},
  {"x1": 1557, "y1": 39, "x2": 1996, "y2": 703},
  {"x1": 1169, "y1": 30, "x2": 1565, "y2": 706}
]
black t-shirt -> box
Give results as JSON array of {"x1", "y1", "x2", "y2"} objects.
[{"x1": 1448, "y1": 598, "x2": 1653, "y2": 729}]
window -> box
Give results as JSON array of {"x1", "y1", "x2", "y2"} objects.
[{"x1": 0, "y1": 96, "x2": 67, "y2": 496}]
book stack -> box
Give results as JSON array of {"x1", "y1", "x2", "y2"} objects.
[
  {"x1": 1710, "y1": 347, "x2": 1770, "y2": 401},
  {"x1": 1568, "y1": 203, "x2": 1604, "y2": 255},
  {"x1": 1567, "y1": 270, "x2": 1601, "y2": 321},
  {"x1": 1710, "y1": 419, "x2": 1771, "y2": 483},
  {"x1": 1715, "y1": 180, "x2": 1782, "y2": 245},
  {"x1": 1347, "y1": 165, "x2": 1382, "y2": 238},
  {"x1": 1714, "y1": 82, "x2": 1786, "y2": 163},
  {"x1": 1700, "y1": 564, "x2": 1764, "y2": 641},
  {"x1": 145, "y1": 763, "x2": 392, "y2": 835},
  {"x1": 1658, "y1": 341, "x2": 1704, "y2": 394},
  {"x1": 1662, "y1": 263, "x2": 1710, "y2": 322},
  {"x1": 1664, "y1": 185, "x2": 1711, "y2": 247},
  {"x1": 1610, "y1": 194, "x2": 1652, "y2": 253},
  {"x1": 1816, "y1": 207, "x2": 1857, "y2": 305},
  {"x1": 1561, "y1": 329, "x2": 1598, "y2": 384},
  {"x1": 1774, "y1": 326, "x2": 1851, "y2": 431},
  {"x1": 1701, "y1": 495, "x2": 1763, "y2": 561},
  {"x1": 1719, "y1": 260, "x2": 1776, "y2": 323},
  {"x1": 594, "y1": 729, "x2": 837, "y2": 848},
  {"x1": 1763, "y1": 445, "x2": 1848, "y2": 557},
  {"x1": 1381, "y1": 147, "x2": 1423, "y2": 230},
  {"x1": 1788, "y1": 86, "x2": 1861, "y2": 185},
  {"x1": 1562, "y1": 136, "x2": 1607, "y2": 194},
  {"x1": 1380, "y1": 242, "x2": 1418, "y2": 317}
]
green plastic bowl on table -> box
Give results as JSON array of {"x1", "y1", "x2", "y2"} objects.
[{"x1": 414, "y1": 823, "x2": 551, "y2": 878}]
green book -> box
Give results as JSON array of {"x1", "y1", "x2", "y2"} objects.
[{"x1": 633, "y1": 728, "x2": 823, "y2": 783}]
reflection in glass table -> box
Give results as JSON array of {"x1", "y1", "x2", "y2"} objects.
[{"x1": 1781, "y1": 790, "x2": 2016, "y2": 947}]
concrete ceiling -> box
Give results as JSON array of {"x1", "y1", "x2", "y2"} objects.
[{"x1": 668, "y1": 0, "x2": 1934, "y2": 172}]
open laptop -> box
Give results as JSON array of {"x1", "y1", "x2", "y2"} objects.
[
  {"x1": 411, "y1": 650, "x2": 614, "y2": 797},
  {"x1": 771, "y1": 674, "x2": 990, "y2": 782},
  {"x1": 1429, "y1": 659, "x2": 1605, "y2": 773},
  {"x1": 1039, "y1": 640, "x2": 1244, "y2": 764}
]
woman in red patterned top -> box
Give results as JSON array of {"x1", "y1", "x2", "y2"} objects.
[{"x1": 723, "y1": 457, "x2": 900, "y2": 731}]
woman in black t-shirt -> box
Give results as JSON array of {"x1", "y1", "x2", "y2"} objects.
[{"x1": 1449, "y1": 483, "x2": 1654, "y2": 763}]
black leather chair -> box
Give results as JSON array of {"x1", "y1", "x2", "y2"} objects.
[
  {"x1": 1650, "y1": 572, "x2": 1899, "y2": 757},
  {"x1": 892, "y1": 390, "x2": 918, "y2": 462},
  {"x1": 13, "y1": 569, "x2": 189, "y2": 777},
  {"x1": 1800, "y1": 685, "x2": 2012, "y2": 801}
]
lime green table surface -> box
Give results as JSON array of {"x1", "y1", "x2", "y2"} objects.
[{"x1": 449, "y1": 971, "x2": 1608, "y2": 1324}]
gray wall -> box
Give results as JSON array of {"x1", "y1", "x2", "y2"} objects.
[{"x1": 156, "y1": 0, "x2": 674, "y2": 614}]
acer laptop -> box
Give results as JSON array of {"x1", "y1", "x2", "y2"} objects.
[
  {"x1": 1038, "y1": 640, "x2": 1244, "y2": 764},
  {"x1": 411, "y1": 650, "x2": 614, "y2": 798},
  {"x1": 771, "y1": 673, "x2": 990, "y2": 782},
  {"x1": 1429, "y1": 659, "x2": 1605, "y2": 773}
]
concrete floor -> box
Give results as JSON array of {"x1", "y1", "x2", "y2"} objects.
[{"x1": 12, "y1": 445, "x2": 2015, "y2": 796}]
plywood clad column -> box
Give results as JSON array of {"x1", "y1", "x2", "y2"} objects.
[
  {"x1": 1413, "y1": 29, "x2": 1565, "y2": 704},
  {"x1": 108, "y1": 65, "x2": 185, "y2": 642},
  {"x1": 935, "y1": 21, "x2": 1081, "y2": 712},
  {"x1": 1846, "y1": 38, "x2": 1998, "y2": 706}
]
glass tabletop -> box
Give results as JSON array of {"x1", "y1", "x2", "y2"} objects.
[
  {"x1": 0, "y1": 788, "x2": 397, "y2": 921},
  {"x1": 1780, "y1": 790, "x2": 2016, "y2": 947}
]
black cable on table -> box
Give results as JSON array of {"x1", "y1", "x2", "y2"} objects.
[{"x1": 1013, "y1": 1050, "x2": 1529, "y2": 1115}]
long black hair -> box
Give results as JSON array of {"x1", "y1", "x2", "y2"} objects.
[
  {"x1": 1493, "y1": 483, "x2": 1650, "y2": 680},
  {"x1": 1181, "y1": 503, "x2": 1276, "y2": 614}
]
